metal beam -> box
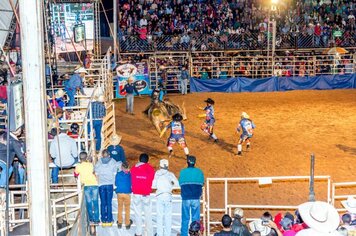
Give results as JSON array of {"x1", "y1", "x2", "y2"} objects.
[
  {"x1": 18, "y1": 0, "x2": 52, "y2": 235},
  {"x1": 113, "y1": 0, "x2": 117, "y2": 61}
]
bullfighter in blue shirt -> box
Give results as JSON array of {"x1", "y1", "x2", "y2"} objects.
[
  {"x1": 236, "y1": 112, "x2": 256, "y2": 156},
  {"x1": 198, "y1": 98, "x2": 218, "y2": 142}
]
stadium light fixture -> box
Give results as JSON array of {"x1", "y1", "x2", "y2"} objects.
[{"x1": 271, "y1": 0, "x2": 279, "y2": 4}]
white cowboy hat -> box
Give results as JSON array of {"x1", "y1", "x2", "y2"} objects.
[
  {"x1": 341, "y1": 196, "x2": 356, "y2": 214},
  {"x1": 160, "y1": 159, "x2": 169, "y2": 169},
  {"x1": 110, "y1": 134, "x2": 122, "y2": 145},
  {"x1": 241, "y1": 112, "x2": 250, "y2": 119},
  {"x1": 233, "y1": 208, "x2": 244, "y2": 218},
  {"x1": 298, "y1": 201, "x2": 340, "y2": 234},
  {"x1": 96, "y1": 95, "x2": 105, "y2": 103},
  {"x1": 74, "y1": 67, "x2": 88, "y2": 74},
  {"x1": 55, "y1": 89, "x2": 66, "y2": 98},
  {"x1": 296, "y1": 228, "x2": 342, "y2": 236},
  {"x1": 248, "y1": 220, "x2": 271, "y2": 236}
]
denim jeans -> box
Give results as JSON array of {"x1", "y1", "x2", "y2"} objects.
[
  {"x1": 84, "y1": 186, "x2": 100, "y2": 223},
  {"x1": 99, "y1": 185, "x2": 114, "y2": 223},
  {"x1": 93, "y1": 120, "x2": 103, "y2": 151},
  {"x1": 156, "y1": 194, "x2": 173, "y2": 236},
  {"x1": 13, "y1": 162, "x2": 25, "y2": 184},
  {"x1": 181, "y1": 79, "x2": 188, "y2": 95},
  {"x1": 0, "y1": 161, "x2": 13, "y2": 187},
  {"x1": 126, "y1": 93, "x2": 134, "y2": 113},
  {"x1": 132, "y1": 194, "x2": 152, "y2": 236},
  {"x1": 51, "y1": 158, "x2": 77, "y2": 184},
  {"x1": 181, "y1": 199, "x2": 201, "y2": 236},
  {"x1": 66, "y1": 88, "x2": 76, "y2": 107}
]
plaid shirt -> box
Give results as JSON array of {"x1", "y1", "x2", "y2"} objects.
[{"x1": 90, "y1": 101, "x2": 106, "y2": 119}]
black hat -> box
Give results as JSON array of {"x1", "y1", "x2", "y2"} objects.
[
  {"x1": 189, "y1": 221, "x2": 201, "y2": 232},
  {"x1": 204, "y1": 98, "x2": 215, "y2": 105},
  {"x1": 187, "y1": 155, "x2": 196, "y2": 165},
  {"x1": 172, "y1": 113, "x2": 183, "y2": 121}
]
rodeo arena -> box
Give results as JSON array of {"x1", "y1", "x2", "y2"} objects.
[{"x1": 1, "y1": 0, "x2": 356, "y2": 236}]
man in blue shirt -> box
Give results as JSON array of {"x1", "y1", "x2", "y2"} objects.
[
  {"x1": 236, "y1": 112, "x2": 256, "y2": 156},
  {"x1": 107, "y1": 134, "x2": 126, "y2": 163},
  {"x1": 198, "y1": 98, "x2": 218, "y2": 142},
  {"x1": 65, "y1": 67, "x2": 87, "y2": 106},
  {"x1": 179, "y1": 156, "x2": 204, "y2": 236},
  {"x1": 180, "y1": 66, "x2": 190, "y2": 95},
  {"x1": 160, "y1": 113, "x2": 189, "y2": 158},
  {"x1": 89, "y1": 95, "x2": 106, "y2": 151},
  {"x1": 120, "y1": 77, "x2": 140, "y2": 115}
]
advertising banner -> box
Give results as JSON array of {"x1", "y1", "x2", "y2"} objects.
[
  {"x1": 115, "y1": 63, "x2": 152, "y2": 98},
  {"x1": 9, "y1": 82, "x2": 24, "y2": 131}
]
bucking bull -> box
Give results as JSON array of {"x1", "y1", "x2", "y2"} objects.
[{"x1": 144, "y1": 98, "x2": 187, "y2": 134}]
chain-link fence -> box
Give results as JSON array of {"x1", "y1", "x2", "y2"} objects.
[{"x1": 119, "y1": 32, "x2": 356, "y2": 52}]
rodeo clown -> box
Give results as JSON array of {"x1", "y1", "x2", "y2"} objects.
[
  {"x1": 198, "y1": 98, "x2": 218, "y2": 142},
  {"x1": 236, "y1": 112, "x2": 255, "y2": 155},
  {"x1": 160, "y1": 113, "x2": 189, "y2": 158}
]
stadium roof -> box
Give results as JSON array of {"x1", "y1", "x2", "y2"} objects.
[{"x1": 0, "y1": 0, "x2": 16, "y2": 50}]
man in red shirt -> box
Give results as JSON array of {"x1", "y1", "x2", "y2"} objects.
[{"x1": 130, "y1": 153, "x2": 155, "y2": 236}]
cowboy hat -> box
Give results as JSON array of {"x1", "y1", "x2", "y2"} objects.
[
  {"x1": 233, "y1": 208, "x2": 244, "y2": 218},
  {"x1": 204, "y1": 98, "x2": 215, "y2": 105},
  {"x1": 341, "y1": 196, "x2": 356, "y2": 214},
  {"x1": 172, "y1": 113, "x2": 183, "y2": 121},
  {"x1": 248, "y1": 219, "x2": 271, "y2": 236},
  {"x1": 128, "y1": 77, "x2": 134, "y2": 82},
  {"x1": 55, "y1": 89, "x2": 66, "y2": 98},
  {"x1": 96, "y1": 95, "x2": 105, "y2": 103},
  {"x1": 110, "y1": 134, "x2": 122, "y2": 145},
  {"x1": 298, "y1": 201, "x2": 340, "y2": 233},
  {"x1": 296, "y1": 228, "x2": 342, "y2": 236},
  {"x1": 74, "y1": 67, "x2": 88, "y2": 74},
  {"x1": 241, "y1": 112, "x2": 250, "y2": 119},
  {"x1": 160, "y1": 159, "x2": 169, "y2": 169}
]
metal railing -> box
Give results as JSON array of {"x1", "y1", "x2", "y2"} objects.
[
  {"x1": 331, "y1": 182, "x2": 356, "y2": 212},
  {"x1": 119, "y1": 32, "x2": 356, "y2": 52}
]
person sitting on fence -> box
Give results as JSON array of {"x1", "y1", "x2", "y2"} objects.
[
  {"x1": 114, "y1": 161, "x2": 133, "y2": 229},
  {"x1": 89, "y1": 95, "x2": 106, "y2": 152},
  {"x1": 107, "y1": 134, "x2": 126, "y2": 163},
  {"x1": 231, "y1": 208, "x2": 251, "y2": 236},
  {"x1": 0, "y1": 131, "x2": 27, "y2": 188},
  {"x1": 179, "y1": 155, "x2": 204, "y2": 236},
  {"x1": 214, "y1": 214, "x2": 238, "y2": 236},
  {"x1": 65, "y1": 67, "x2": 87, "y2": 107},
  {"x1": 74, "y1": 152, "x2": 99, "y2": 225},
  {"x1": 236, "y1": 112, "x2": 255, "y2": 156},
  {"x1": 130, "y1": 153, "x2": 155, "y2": 236},
  {"x1": 50, "y1": 124, "x2": 78, "y2": 184},
  {"x1": 94, "y1": 149, "x2": 122, "y2": 227},
  {"x1": 152, "y1": 159, "x2": 179, "y2": 236}
]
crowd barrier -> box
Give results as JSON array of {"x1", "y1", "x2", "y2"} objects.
[{"x1": 190, "y1": 74, "x2": 356, "y2": 93}]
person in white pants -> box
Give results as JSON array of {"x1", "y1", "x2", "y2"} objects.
[
  {"x1": 152, "y1": 159, "x2": 179, "y2": 236},
  {"x1": 132, "y1": 194, "x2": 153, "y2": 235}
]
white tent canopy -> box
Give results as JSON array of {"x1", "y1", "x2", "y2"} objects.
[{"x1": 0, "y1": 0, "x2": 17, "y2": 49}]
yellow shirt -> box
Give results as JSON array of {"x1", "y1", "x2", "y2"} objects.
[{"x1": 75, "y1": 162, "x2": 98, "y2": 186}]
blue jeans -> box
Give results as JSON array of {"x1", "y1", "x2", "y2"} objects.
[
  {"x1": 51, "y1": 158, "x2": 78, "y2": 184},
  {"x1": 99, "y1": 185, "x2": 114, "y2": 223},
  {"x1": 126, "y1": 93, "x2": 134, "y2": 113},
  {"x1": 181, "y1": 199, "x2": 200, "y2": 236},
  {"x1": 66, "y1": 88, "x2": 75, "y2": 106},
  {"x1": 84, "y1": 186, "x2": 100, "y2": 223},
  {"x1": 0, "y1": 161, "x2": 13, "y2": 187},
  {"x1": 181, "y1": 79, "x2": 188, "y2": 95},
  {"x1": 93, "y1": 120, "x2": 103, "y2": 151},
  {"x1": 13, "y1": 162, "x2": 25, "y2": 184}
]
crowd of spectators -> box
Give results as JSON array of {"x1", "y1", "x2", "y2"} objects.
[{"x1": 117, "y1": 0, "x2": 356, "y2": 51}]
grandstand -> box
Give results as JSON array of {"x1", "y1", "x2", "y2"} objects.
[{"x1": 0, "y1": 0, "x2": 355, "y2": 235}]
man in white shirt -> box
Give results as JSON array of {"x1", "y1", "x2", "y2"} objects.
[
  {"x1": 140, "y1": 18, "x2": 148, "y2": 27},
  {"x1": 152, "y1": 159, "x2": 179, "y2": 236},
  {"x1": 50, "y1": 124, "x2": 78, "y2": 183}
]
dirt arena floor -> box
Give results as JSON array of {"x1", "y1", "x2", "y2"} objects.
[{"x1": 114, "y1": 89, "x2": 356, "y2": 218}]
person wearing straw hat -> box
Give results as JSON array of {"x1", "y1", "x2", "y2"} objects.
[
  {"x1": 198, "y1": 98, "x2": 218, "y2": 143},
  {"x1": 55, "y1": 89, "x2": 66, "y2": 109},
  {"x1": 296, "y1": 201, "x2": 342, "y2": 236},
  {"x1": 231, "y1": 208, "x2": 250, "y2": 236},
  {"x1": 120, "y1": 76, "x2": 140, "y2": 115},
  {"x1": 89, "y1": 95, "x2": 106, "y2": 152},
  {"x1": 107, "y1": 134, "x2": 126, "y2": 163},
  {"x1": 65, "y1": 67, "x2": 87, "y2": 106},
  {"x1": 236, "y1": 112, "x2": 255, "y2": 156},
  {"x1": 152, "y1": 159, "x2": 179, "y2": 236},
  {"x1": 160, "y1": 113, "x2": 189, "y2": 158}
]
